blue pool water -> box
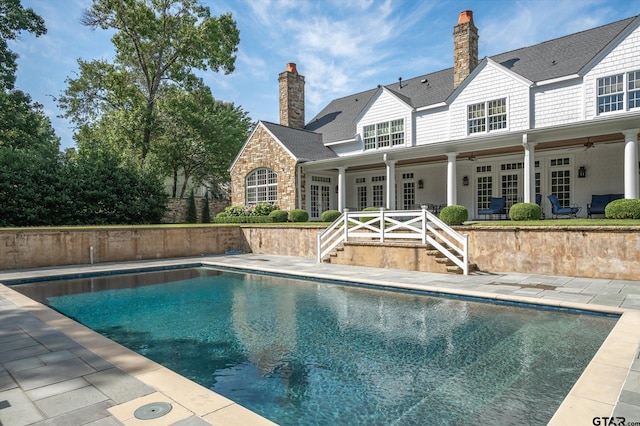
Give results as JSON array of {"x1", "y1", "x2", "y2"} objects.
[{"x1": 16, "y1": 268, "x2": 617, "y2": 425}]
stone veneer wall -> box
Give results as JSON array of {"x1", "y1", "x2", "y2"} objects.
[
  {"x1": 2, "y1": 226, "x2": 639, "y2": 280},
  {"x1": 230, "y1": 125, "x2": 299, "y2": 211},
  {"x1": 162, "y1": 198, "x2": 229, "y2": 224}
]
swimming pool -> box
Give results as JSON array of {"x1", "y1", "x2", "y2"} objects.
[{"x1": 12, "y1": 267, "x2": 618, "y2": 425}]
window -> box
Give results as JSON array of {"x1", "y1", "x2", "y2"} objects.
[
  {"x1": 476, "y1": 175, "x2": 493, "y2": 210},
  {"x1": 597, "y1": 74, "x2": 624, "y2": 113},
  {"x1": 550, "y1": 157, "x2": 572, "y2": 208},
  {"x1": 363, "y1": 119, "x2": 404, "y2": 150},
  {"x1": 245, "y1": 168, "x2": 277, "y2": 205},
  {"x1": 468, "y1": 98, "x2": 507, "y2": 134},
  {"x1": 597, "y1": 71, "x2": 640, "y2": 114},
  {"x1": 403, "y1": 182, "x2": 415, "y2": 210},
  {"x1": 629, "y1": 71, "x2": 640, "y2": 109},
  {"x1": 357, "y1": 186, "x2": 367, "y2": 210}
]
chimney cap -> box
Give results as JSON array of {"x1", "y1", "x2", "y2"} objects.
[
  {"x1": 286, "y1": 62, "x2": 298, "y2": 74},
  {"x1": 457, "y1": 10, "x2": 474, "y2": 25}
]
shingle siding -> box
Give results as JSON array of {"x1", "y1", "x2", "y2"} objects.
[
  {"x1": 449, "y1": 64, "x2": 530, "y2": 140},
  {"x1": 584, "y1": 24, "x2": 640, "y2": 120},
  {"x1": 533, "y1": 81, "x2": 584, "y2": 128},
  {"x1": 415, "y1": 107, "x2": 449, "y2": 145}
]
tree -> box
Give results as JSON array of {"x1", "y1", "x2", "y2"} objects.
[
  {"x1": 186, "y1": 188, "x2": 197, "y2": 223},
  {"x1": 59, "y1": 0, "x2": 240, "y2": 164},
  {"x1": 201, "y1": 192, "x2": 211, "y2": 223},
  {"x1": 153, "y1": 85, "x2": 251, "y2": 197},
  {"x1": 0, "y1": 0, "x2": 46, "y2": 91}
]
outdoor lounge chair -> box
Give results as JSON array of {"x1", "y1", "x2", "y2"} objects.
[
  {"x1": 478, "y1": 197, "x2": 506, "y2": 219},
  {"x1": 535, "y1": 194, "x2": 545, "y2": 219},
  {"x1": 587, "y1": 193, "x2": 623, "y2": 217},
  {"x1": 547, "y1": 194, "x2": 580, "y2": 218}
]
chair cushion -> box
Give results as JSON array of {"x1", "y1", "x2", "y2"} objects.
[{"x1": 591, "y1": 195, "x2": 609, "y2": 208}]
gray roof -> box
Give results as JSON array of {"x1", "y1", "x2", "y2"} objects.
[
  {"x1": 306, "y1": 16, "x2": 637, "y2": 144},
  {"x1": 261, "y1": 121, "x2": 337, "y2": 161}
]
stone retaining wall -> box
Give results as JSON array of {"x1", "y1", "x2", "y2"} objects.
[{"x1": 1, "y1": 226, "x2": 638, "y2": 280}]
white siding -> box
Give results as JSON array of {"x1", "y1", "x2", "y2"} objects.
[
  {"x1": 352, "y1": 89, "x2": 412, "y2": 153},
  {"x1": 584, "y1": 23, "x2": 640, "y2": 120},
  {"x1": 449, "y1": 63, "x2": 530, "y2": 140},
  {"x1": 533, "y1": 80, "x2": 583, "y2": 128},
  {"x1": 414, "y1": 106, "x2": 449, "y2": 145}
]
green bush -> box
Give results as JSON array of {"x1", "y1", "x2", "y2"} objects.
[
  {"x1": 213, "y1": 216, "x2": 274, "y2": 223},
  {"x1": 216, "y1": 211, "x2": 228, "y2": 218},
  {"x1": 509, "y1": 202, "x2": 542, "y2": 221},
  {"x1": 605, "y1": 198, "x2": 640, "y2": 219},
  {"x1": 186, "y1": 189, "x2": 197, "y2": 223},
  {"x1": 269, "y1": 209, "x2": 289, "y2": 223},
  {"x1": 439, "y1": 205, "x2": 468, "y2": 226},
  {"x1": 201, "y1": 193, "x2": 211, "y2": 223},
  {"x1": 320, "y1": 209, "x2": 341, "y2": 222},
  {"x1": 361, "y1": 206, "x2": 385, "y2": 223},
  {"x1": 223, "y1": 203, "x2": 279, "y2": 217},
  {"x1": 289, "y1": 209, "x2": 309, "y2": 222}
]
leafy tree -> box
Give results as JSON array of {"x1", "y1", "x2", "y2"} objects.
[
  {"x1": 0, "y1": 0, "x2": 46, "y2": 91},
  {"x1": 186, "y1": 188, "x2": 197, "y2": 223},
  {"x1": 59, "y1": 0, "x2": 240, "y2": 164},
  {"x1": 153, "y1": 85, "x2": 251, "y2": 197}
]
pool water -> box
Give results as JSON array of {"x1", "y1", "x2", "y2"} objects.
[{"x1": 15, "y1": 268, "x2": 617, "y2": 425}]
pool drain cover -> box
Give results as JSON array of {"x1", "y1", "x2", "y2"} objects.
[{"x1": 134, "y1": 402, "x2": 173, "y2": 420}]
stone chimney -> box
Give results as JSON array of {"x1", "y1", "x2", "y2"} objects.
[
  {"x1": 278, "y1": 63, "x2": 305, "y2": 129},
  {"x1": 453, "y1": 10, "x2": 479, "y2": 88}
]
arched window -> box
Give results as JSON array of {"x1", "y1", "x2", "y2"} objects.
[{"x1": 246, "y1": 168, "x2": 278, "y2": 205}]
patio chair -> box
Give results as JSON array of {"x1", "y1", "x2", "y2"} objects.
[
  {"x1": 535, "y1": 194, "x2": 545, "y2": 219},
  {"x1": 547, "y1": 194, "x2": 580, "y2": 218},
  {"x1": 478, "y1": 197, "x2": 506, "y2": 219}
]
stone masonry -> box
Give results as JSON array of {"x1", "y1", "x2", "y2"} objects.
[
  {"x1": 279, "y1": 63, "x2": 305, "y2": 129},
  {"x1": 230, "y1": 125, "x2": 300, "y2": 211},
  {"x1": 453, "y1": 10, "x2": 479, "y2": 88}
]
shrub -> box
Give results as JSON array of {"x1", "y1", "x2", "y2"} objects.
[
  {"x1": 289, "y1": 209, "x2": 309, "y2": 222},
  {"x1": 216, "y1": 211, "x2": 228, "y2": 218},
  {"x1": 361, "y1": 206, "x2": 385, "y2": 223},
  {"x1": 186, "y1": 189, "x2": 197, "y2": 223},
  {"x1": 605, "y1": 198, "x2": 640, "y2": 219},
  {"x1": 509, "y1": 202, "x2": 542, "y2": 221},
  {"x1": 269, "y1": 209, "x2": 289, "y2": 223},
  {"x1": 213, "y1": 216, "x2": 274, "y2": 223},
  {"x1": 201, "y1": 193, "x2": 211, "y2": 223},
  {"x1": 320, "y1": 209, "x2": 341, "y2": 222},
  {"x1": 439, "y1": 205, "x2": 468, "y2": 226},
  {"x1": 223, "y1": 203, "x2": 279, "y2": 217}
]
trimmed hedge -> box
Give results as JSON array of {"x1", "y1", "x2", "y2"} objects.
[
  {"x1": 213, "y1": 216, "x2": 273, "y2": 224},
  {"x1": 439, "y1": 205, "x2": 468, "y2": 226},
  {"x1": 320, "y1": 209, "x2": 341, "y2": 222},
  {"x1": 509, "y1": 202, "x2": 542, "y2": 221},
  {"x1": 605, "y1": 199, "x2": 640, "y2": 219},
  {"x1": 289, "y1": 209, "x2": 309, "y2": 222},
  {"x1": 269, "y1": 209, "x2": 289, "y2": 223}
]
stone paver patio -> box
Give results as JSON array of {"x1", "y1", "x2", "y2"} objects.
[{"x1": 1, "y1": 254, "x2": 639, "y2": 425}]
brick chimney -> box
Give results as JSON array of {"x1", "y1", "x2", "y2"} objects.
[
  {"x1": 453, "y1": 10, "x2": 479, "y2": 88},
  {"x1": 279, "y1": 63, "x2": 305, "y2": 129}
]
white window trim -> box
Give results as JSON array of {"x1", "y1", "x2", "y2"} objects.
[
  {"x1": 362, "y1": 118, "x2": 405, "y2": 151},
  {"x1": 245, "y1": 168, "x2": 277, "y2": 205},
  {"x1": 466, "y1": 97, "x2": 509, "y2": 135},
  {"x1": 596, "y1": 69, "x2": 640, "y2": 116}
]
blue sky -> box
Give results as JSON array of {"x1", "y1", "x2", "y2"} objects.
[{"x1": 10, "y1": 0, "x2": 640, "y2": 150}]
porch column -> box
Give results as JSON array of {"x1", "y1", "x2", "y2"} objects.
[
  {"x1": 522, "y1": 134, "x2": 536, "y2": 203},
  {"x1": 337, "y1": 167, "x2": 346, "y2": 212},
  {"x1": 384, "y1": 155, "x2": 397, "y2": 210},
  {"x1": 623, "y1": 129, "x2": 639, "y2": 199},
  {"x1": 446, "y1": 153, "x2": 457, "y2": 206}
]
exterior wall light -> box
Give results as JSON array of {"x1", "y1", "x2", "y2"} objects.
[
  {"x1": 418, "y1": 179, "x2": 424, "y2": 189},
  {"x1": 462, "y1": 176, "x2": 469, "y2": 186},
  {"x1": 578, "y1": 166, "x2": 586, "y2": 178}
]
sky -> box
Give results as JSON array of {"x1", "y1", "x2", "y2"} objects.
[{"x1": 9, "y1": 0, "x2": 640, "y2": 150}]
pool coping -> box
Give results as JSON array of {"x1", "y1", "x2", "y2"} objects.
[{"x1": 1, "y1": 254, "x2": 639, "y2": 425}]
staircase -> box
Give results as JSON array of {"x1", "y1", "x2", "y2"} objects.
[{"x1": 318, "y1": 209, "x2": 474, "y2": 275}]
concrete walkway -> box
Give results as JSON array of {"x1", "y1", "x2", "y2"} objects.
[{"x1": 1, "y1": 254, "x2": 639, "y2": 425}]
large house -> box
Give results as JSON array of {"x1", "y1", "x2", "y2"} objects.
[{"x1": 230, "y1": 10, "x2": 640, "y2": 220}]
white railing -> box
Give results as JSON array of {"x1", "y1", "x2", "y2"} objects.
[{"x1": 317, "y1": 207, "x2": 469, "y2": 275}]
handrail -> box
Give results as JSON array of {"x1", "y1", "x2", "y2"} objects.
[{"x1": 317, "y1": 207, "x2": 469, "y2": 275}]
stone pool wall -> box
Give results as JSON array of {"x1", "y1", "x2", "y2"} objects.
[{"x1": 1, "y1": 226, "x2": 638, "y2": 280}]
